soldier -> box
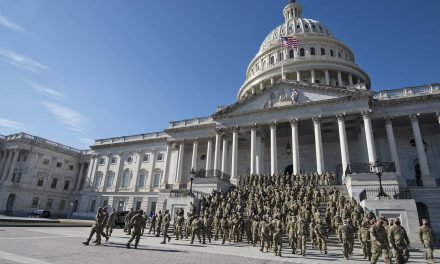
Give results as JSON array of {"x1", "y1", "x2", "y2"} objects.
[
  {"x1": 156, "y1": 210, "x2": 163, "y2": 237},
  {"x1": 314, "y1": 218, "x2": 327, "y2": 254},
  {"x1": 161, "y1": 210, "x2": 171, "y2": 244},
  {"x1": 296, "y1": 215, "x2": 307, "y2": 256},
  {"x1": 338, "y1": 219, "x2": 354, "y2": 259},
  {"x1": 252, "y1": 215, "x2": 260, "y2": 247},
  {"x1": 175, "y1": 208, "x2": 184, "y2": 240},
  {"x1": 83, "y1": 207, "x2": 109, "y2": 246},
  {"x1": 272, "y1": 214, "x2": 283, "y2": 257},
  {"x1": 126, "y1": 210, "x2": 144, "y2": 249},
  {"x1": 125, "y1": 208, "x2": 135, "y2": 235},
  {"x1": 260, "y1": 217, "x2": 270, "y2": 253},
  {"x1": 370, "y1": 217, "x2": 390, "y2": 264},
  {"x1": 288, "y1": 215, "x2": 297, "y2": 254},
  {"x1": 149, "y1": 212, "x2": 157, "y2": 234},
  {"x1": 359, "y1": 220, "x2": 372, "y2": 260},
  {"x1": 220, "y1": 215, "x2": 229, "y2": 245},
  {"x1": 389, "y1": 218, "x2": 410, "y2": 264},
  {"x1": 419, "y1": 219, "x2": 436, "y2": 263},
  {"x1": 106, "y1": 208, "x2": 117, "y2": 237},
  {"x1": 203, "y1": 213, "x2": 213, "y2": 243},
  {"x1": 190, "y1": 216, "x2": 202, "y2": 244}
]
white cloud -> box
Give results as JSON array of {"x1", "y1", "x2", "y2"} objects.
[
  {"x1": 41, "y1": 101, "x2": 86, "y2": 132},
  {"x1": 0, "y1": 118, "x2": 26, "y2": 131},
  {"x1": 78, "y1": 137, "x2": 94, "y2": 146},
  {"x1": 0, "y1": 48, "x2": 50, "y2": 72},
  {"x1": 30, "y1": 83, "x2": 66, "y2": 101},
  {"x1": 0, "y1": 15, "x2": 24, "y2": 32}
]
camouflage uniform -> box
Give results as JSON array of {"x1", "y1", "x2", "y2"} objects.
[
  {"x1": 419, "y1": 219, "x2": 436, "y2": 263},
  {"x1": 220, "y1": 216, "x2": 229, "y2": 245},
  {"x1": 296, "y1": 217, "x2": 307, "y2": 256},
  {"x1": 125, "y1": 209, "x2": 135, "y2": 235},
  {"x1": 149, "y1": 214, "x2": 157, "y2": 234},
  {"x1": 126, "y1": 210, "x2": 144, "y2": 249},
  {"x1": 156, "y1": 211, "x2": 163, "y2": 237},
  {"x1": 288, "y1": 216, "x2": 297, "y2": 254},
  {"x1": 175, "y1": 208, "x2": 184, "y2": 240},
  {"x1": 190, "y1": 217, "x2": 203, "y2": 244},
  {"x1": 272, "y1": 216, "x2": 283, "y2": 256},
  {"x1": 359, "y1": 221, "x2": 371, "y2": 260},
  {"x1": 338, "y1": 220, "x2": 354, "y2": 259},
  {"x1": 259, "y1": 219, "x2": 270, "y2": 253},
  {"x1": 105, "y1": 209, "x2": 117, "y2": 237},
  {"x1": 314, "y1": 218, "x2": 327, "y2": 254},
  {"x1": 389, "y1": 219, "x2": 410, "y2": 264},
  {"x1": 370, "y1": 219, "x2": 390, "y2": 264},
  {"x1": 161, "y1": 210, "x2": 171, "y2": 244},
  {"x1": 83, "y1": 208, "x2": 109, "y2": 245}
]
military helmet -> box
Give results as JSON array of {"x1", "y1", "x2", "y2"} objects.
[{"x1": 138, "y1": 209, "x2": 144, "y2": 214}]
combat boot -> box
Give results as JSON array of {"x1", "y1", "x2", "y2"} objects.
[
  {"x1": 126, "y1": 243, "x2": 130, "y2": 248},
  {"x1": 82, "y1": 241, "x2": 89, "y2": 246}
]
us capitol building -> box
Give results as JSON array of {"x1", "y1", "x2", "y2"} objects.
[{"x1": 0, "y1": 0, "x2": 439, "y2": 241}]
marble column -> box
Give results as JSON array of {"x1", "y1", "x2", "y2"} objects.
[
  {"x1": 0, "y1": 150, "x2": 9, "y2": 179},
  {"x1": 75, "y1": 163, "x2": 85, "y2": 191},
  {"x1": 337, "y1": 71, "x2": 343, "y2": 86},
  {"x1": 206, "y1": 137, "x2": 213, "y2": 172},
  {"x1": 296, "y1": 71, "x2": 301, "y2": 82},
  {"x1": 313, "y1": 116, "x2": 325, "y2": 174},
  {"x1": 348, "y1": 74, "x2": 353, "y2": 86},
  {"x1": 361, "y1": 110, "x2": 377, "y2": 163},
  {"x1": 384, "y1": 118, "x2": 401, "y2": 173},
  {"x1": 270, "y1": 122, "x2": 278, "y2": 175},
  {"x1": 231, "y1": 126, "x2": 239, "y2": 181},
  {"x1": 161, "y1": 142, "x2": 172, "y2": 186},
  {"x1": 337, "y1": 113, "x2": 350, "y2": 179},
  {"x1": 6, "y1": 150, "x2": 19, "y2": 182},
  {"x1": 221, "y1": 137, "x2": 228, "y2": 173},
  {"x1": 311, "y1": 70, "x2": 316, "y2": 83},
  {"x1": 191, "y1": 138, "x2": 198, "y2": 171},
  {"x1": 436, "y1": 112, "x2": 440, "y2": 126},
  {"x1": 213, "y1": 129, "x2": 222, "y2": 171},
  {"x1": 1, "y1": 150, "x2": 14, "y2": 183},
  {"x1": 256, "y1": 136, "x2": 262, "y2": 174},
  {"x1": 290, "y1": 119, "x2": 300, "y2": 175},
  {"x1": 325, "y1": 70, "x2": 330, "y2": 85},
  {"x1": 409, "y1": 114, "x2": 435, "y2": 186},
  {"x1": 250, "y1": 124, "x2": 257, "y2": 175},
  {"x1": 175, "y1": 142, "x2": 185, "y2": 184}
]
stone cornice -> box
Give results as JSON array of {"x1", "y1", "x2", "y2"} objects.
[
  {"x1": 164, "y1": 123, "x2": 216, "y2": 133},
  {"x1": 91, "y1": 137, "x2": 168, "y2": 150},
  {"x1": 372, "y1": 93, "x2": 440, "y2": 107}
]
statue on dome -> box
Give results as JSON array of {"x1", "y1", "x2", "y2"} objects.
[{"x1": 291, "y1": 88, "x2": 299, "y2": 104}]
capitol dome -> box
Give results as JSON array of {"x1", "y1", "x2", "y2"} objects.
[{"x1": 237, "y1": 0, "x2": 371, "y2": 100}]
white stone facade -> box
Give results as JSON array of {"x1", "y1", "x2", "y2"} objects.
[{"x1": 0, "y1": 0, "x2": 439, "y2": 237}]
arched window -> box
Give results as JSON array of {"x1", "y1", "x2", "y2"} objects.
[
  {"x1": 300, "y1": 48, "x2": 305, "y2": 57},
  {"x1": 106, "y1": 172, "x2": 115, "y2": 188},
  {"x1": 330, "y1": 50, "x2": 334, "y2": 57},
  {"x1": 310, "y1": 47, "x2": 315, "y2": 56},
  {"x1": 289, "y1": 50, "x2": 294, "y2": 59},
  {"x1": 304, "y1": 24, "x2": 309, "y2": 29},
  {"x1": 296, "y1": 24, "x2": 300, "y2": 30},
  {"x1": 321, "y1": 48, "x2": 326, "y2": 56},
  {"x1": 312, "y1": 24, "x2": 316, "y2": 31},
  {"x1": 122, "y1": 170, "x2": 130, "y2": 188},
  {"x1": 95, "y1": 173, "x2": 103, "y2": 188}
]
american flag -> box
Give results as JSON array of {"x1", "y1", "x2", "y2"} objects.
[{"x1": 281, "y1": 36, "x2": 298, "y2": 49}]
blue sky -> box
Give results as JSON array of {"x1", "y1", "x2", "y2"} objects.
[{"x1": 0, "y1": 0, "x2": 439, "y2": 149}]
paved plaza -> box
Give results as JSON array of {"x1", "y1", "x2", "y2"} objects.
[{"x1": 0, "y1": 226, "x2": 436, "y2": 264}]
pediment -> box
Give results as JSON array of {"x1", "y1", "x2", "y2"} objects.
[{"x1": 213, "y1": 82, "x2": 371, "y2": 118}]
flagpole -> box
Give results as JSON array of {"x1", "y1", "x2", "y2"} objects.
[{"x1": 280, "y1": 36, "x2": 285, "y2": 81}]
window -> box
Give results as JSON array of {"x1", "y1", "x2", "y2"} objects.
[
  {"x1": 122, "y1": 170, "x2": 130, "y2": 188},
  {"x1": 289, "y1": 50, "x2": 294, "y2": 59},
  {"x1": 58, "y1": 200, "x2": 66, "y2": 211},
  {"x1": 304, "y1": 24, "x2": 309, "y2": 29},
  {"x1": 31, "y1": 197, "x2": 39, "y2": 208},
  {"x1": 338, "y1": 52, "x2": 341, "y2": 58},
  {"x1": 321, "y1": 48, "x2": 326, "y2": 56},
  {"x1": 126, "y1": 156, "x2": 133, "y2": 163},
  {"x1": 310, "y1": 47, "x2": 315, "y2": 56},
  {"x1": 95, "y1": 174, "x2": 102, "y2": 188},
  {"x1": 138, "y1": 174, "x2": 146, "y2": 188},
  {"x1": 89, "y1": 200, "x2": 96, "y2": 212},
  {"x1": 296, "y1": 24, "x2": 300, "y2": 30},
  {"x1": 270, "y1": 56, "x2": 275, "y2": 64},
  {"x1": 330, "y1": 49, "x2": 334, "y2": 57},
  {"x1": 37, "y1": 177, "x2": 44, "y2": 187},
  {"x1": 51, "y1": 178, "x2": 58, "y2": 189},
  {"x1": 103, "y1": 200, "x2": 109, "y2": 208},
  {"x1": 99, "y1": 158, "x2": 105, "y2": 165},
  {"x1": 43, "y1": 159, "x2": 50, "y2": 166},
  {"x1": 312, "y1": 24, "x2": 316, "y2": 31},
  {"x1": 142, "y1": 154, "x2": 150, "y2": 162},
  {"x1": 157, "y1": 153, "x2": 164, "y2": 161},
  {"x1": 106, "y1": 173, "x2": 114, "y2": 188},
  {"x1": 111, "y1": 157, "x2": 117, "y2": 164},
  {"x1": 56, "y1": 162, "x2": 62, "y2": 168},
  {"x1": 64, "y1": 180, "x2": 70, "y2": 190},
  {"x1": 135, "y1": 201, "x2": 142, "y2": 211},
  {"x1": 299, "y1": 48, "x2": 305, "y2": 57},
  {"x1": 46, "y1": 199, "x2": 53, "y2": 210},
  {"x1": 69, "y1": 165, "x2": 74, "y2": 171},
  {"x1": 200, "y1": 154, "x2": 206, "y2": 161},
  {"x1": 153, "y1": 173, "x2": 161, "y2": 188}
]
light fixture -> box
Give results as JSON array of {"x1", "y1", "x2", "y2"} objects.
[{"x1": 285, "y1": 143, "x2": 292, "y2": 156}]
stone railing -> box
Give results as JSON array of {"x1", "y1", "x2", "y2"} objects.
[
  {"x1": 95, "y1": 132, "x2": 167, "y2": 145},
  {"x1": 359, "y1": 187, "x2": 411, "y2": 202},
  {"x1": 3, "y1": 132, "x2": 84, "y2": 154},
  {"x1": 170, "y1": 189, "x2": 208, "y2": 199},
  {"x1": 195, "y1": 169, "x2": 230, "y2": 182},
  {"x1": 168, "y1": 116, "x2": 213, "y2": 128},
  {"x1": 347, "y1": 162, "x2": 396, "y2": 174},
  {"x1": 374, "y1": 83, "x2": 440, "y2": 100}
]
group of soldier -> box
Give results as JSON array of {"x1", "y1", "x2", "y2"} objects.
[{"x1": 82, "y1": 172, "x2": 436, "y2": 263}]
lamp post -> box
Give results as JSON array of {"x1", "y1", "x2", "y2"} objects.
[
  {"x1": 189, "y1": 169, "x2": 195, "y2": 196},
  {"x1": 370, "y1": 160, "x2": 389, "y2": 199},
  {"x1": 285, "y1": 143, "x2": 292, "y2": 156}
]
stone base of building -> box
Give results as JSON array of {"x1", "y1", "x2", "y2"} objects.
[
  {"x1": 361, "y1": 199, "x2": 421, "y2": 247},
  {"x1": 346, "y1": 172, "x2": 400, "y2": 201}
]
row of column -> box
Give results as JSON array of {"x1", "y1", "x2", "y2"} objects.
[
  {"x1": 296, "y1": 69, "x2": 355, "y2": 86},
  {"x1": 0, "y1": 149, "x2": 19, "y2": 184}
]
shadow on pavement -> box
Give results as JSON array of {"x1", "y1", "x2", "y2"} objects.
[{"x1": 103, "y1": 242, "x2": 188, "y2": 253}]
